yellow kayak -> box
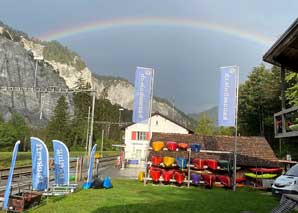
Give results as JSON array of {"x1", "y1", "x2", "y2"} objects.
[
  {"x1": 163, "y1": 156, "x2": 175, "y2": 167},
  {"x1": 245, "y1": 173, "x2": 277, "y2": 179},
  {"x1": 152, "y1": 141, "x2": 165, "y2": 152}
]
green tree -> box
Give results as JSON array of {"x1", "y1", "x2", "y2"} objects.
[
  {"x1": 238, "y1": 64, "x2": 281, "y2": 140},
  {"x1": 195, "y1": 113, "x2": 215, "y2": 136},
  {"x1": 285, "y1": 72, "x2": 298, "y2": 106},
  {"x1": 71, "y1": 78, "x2": 92, "y2": 148},
  {"x1": 47, "y1": 96, "x2": 71, "y2": 147},
  {"x1": 7, "y1": 113, "x2": 30, "y2": 151}
]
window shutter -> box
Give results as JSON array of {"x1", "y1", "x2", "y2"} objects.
[
  {"x1": 146, "y1": 132, "x2": 150, "y2": 140},
  {"x1": 131, "y1": 131, "x2": 136, "y2": 140}
]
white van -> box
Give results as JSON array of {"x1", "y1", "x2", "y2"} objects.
[{"x1": 272, "y1": 164, "x2": 298, "y2": 195}]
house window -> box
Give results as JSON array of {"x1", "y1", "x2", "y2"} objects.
[
  {"x1": 137, "y1": 132, "x2": 146, "y2": 140},
  {"x1": 131, "y1": 131, "x2": 150, "y2": 140}
]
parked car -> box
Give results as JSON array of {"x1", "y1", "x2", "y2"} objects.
[{"x1": 272, "y1": 164, "x2": 298, "y2": 195}]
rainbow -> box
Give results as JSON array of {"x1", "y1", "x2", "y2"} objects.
[{"x1": 38, "y1": 17, "x2": 275, "y2": 46}]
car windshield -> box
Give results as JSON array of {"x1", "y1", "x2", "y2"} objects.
[{"x1": 286, "y1": 164, "x2": 298, "y2": 176}]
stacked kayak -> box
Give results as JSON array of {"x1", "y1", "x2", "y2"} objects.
[
  {"x1": 190, "y1": 144, "x2": 201, "y2": 153},
  {"x1": 176, "y1": 157, "x2": 188, "y2": 169},
  {"x1": 166, "y1": 141, "x2": 177, "y2": 151},
  {"x1": 178, "y1": 143, "x2": 188, "y2": 150},
  {"x1": 248, "y1": 168, "x2": 282, "y2": 173},
  {"x1": 192, "y1": 158, "x2": 206, "y2": 170},
  {"x1": 152, "y1": 141, "x2": 165, "y2": 151},
  {"x1": 151, "y1": 155, "x2": 163, "y2": 166},
  {"x1": 191, "y1": 173, "x2": 200, "y2": 185},
  {"x1": 162, "y1": 170, "x2": 174, "y2": 183},
  {"x1": 163, "y1": 156, "x2": 175, "y2": 167},
  {"x1": 201, "y1": 174, "x2": 216, "y2": 188},
  {"x1": 174, "y1": 172, "x2": 185, "y2": 185},
  {"x1": 245, "y1": 173, "x2": 277, "y2": 179},
  {"x1": 206, "y1": 159, "x2": 218, "y2": 170},
  {"x1": 150, "y1": 168, "x2": 161, "y2": 182},
  {"x1": 217, "y1": 175, "x2": 232, "y2": 188}
]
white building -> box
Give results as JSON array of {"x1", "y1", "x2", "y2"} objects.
[{"x1": 123, "y1": 112, "x2": 194, "y2": 167}]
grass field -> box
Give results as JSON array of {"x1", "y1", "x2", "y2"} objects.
[
  {"x1": 0, "y1": 151, "x2": 119, "y2": 168},
  {"x1": 29, "y1": 180, "x2": 278, "y2": 213}
]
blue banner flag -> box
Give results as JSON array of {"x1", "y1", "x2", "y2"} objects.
[
  {"x1": 31, "y1": 137, "x2": 49, "y2": 191},
  {"x1": 53, "y1": 140, "x2": 69, "y2": 185},
  {"x1": 87, "y1": 144, "x2": 97, "y2": 183},
  {"x1": 218, "y1": 66, "x2": 238, "y2": 127},
  {"x1": 132, "y1": 67, "x2": 154, "y2": 123},
  {"x1": 3, "y1": 141, "x2": 20, "y2": 210}
]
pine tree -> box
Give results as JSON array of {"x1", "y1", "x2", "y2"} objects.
[{"x1": 47, "y1": 96, "x2": 71, "y2": 147}]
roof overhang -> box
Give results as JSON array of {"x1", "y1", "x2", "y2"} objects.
[{"x1": 263, "y1": 18, "x2": 298, "y2": 72}]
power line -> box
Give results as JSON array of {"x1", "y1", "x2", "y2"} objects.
[{"x1": 0, "y1": 86, "x2": 95, "y2": 94}]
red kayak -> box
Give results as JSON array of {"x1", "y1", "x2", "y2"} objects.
[
  {"x1": 192, "y1": 158, "x2": 206, "y2": 170},
  {"x1": 162, "y1": 170, "x2": 174, "y2": 182},
  {"x1": 166, "y1": 141, "x2": 178, "y2": 151},
  {"x1": 174, "y1": 172, "x2": 185, "y2": 184},
  {"x1": 217, "y1": 175, "x2": 232, "y2": 188},
  {"x1": 150, "y1": 168, "x2": 161, "y2": 182},
  {"x1": 249, "y1": 167, "x2": 282, "y2": 173},
  {"x1": 206, "y1": 159, "x2": 218, "y2": 170},
  {"x1": 151, "y1": 155, "x2": 163, "y2": 166},
  {"x1": 201, "y1": 174, "x2": 216, "y2": 188},
  {"x1": 236, "y1": 177, "x2": 246, "y2": 184}
]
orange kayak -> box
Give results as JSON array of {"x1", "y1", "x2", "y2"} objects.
[
  {"x1": 152, "y1": 141, "x2": 165, "y2": 151},
  {"x1": 178, "y1": 143, "x2": 188, "y2": 150}
]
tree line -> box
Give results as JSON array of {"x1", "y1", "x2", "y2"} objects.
[{"x1": 195, "y1": 64, "x2": 298, "y2": 158}]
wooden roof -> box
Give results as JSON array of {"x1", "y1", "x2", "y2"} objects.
[
  {"x1": 151, "y1": 133, "x2": 279, "y2": 167},
  {"x1": 263, "y1": 18, "x2": 298, "y2": 72}
]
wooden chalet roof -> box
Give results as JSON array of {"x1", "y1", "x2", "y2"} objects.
[
  {"x1": 150, "y1": 133, "x2": 279, "y2": 167},
  {"x1": 263, "y1": 18, "x2": 298, "y2": 72}
]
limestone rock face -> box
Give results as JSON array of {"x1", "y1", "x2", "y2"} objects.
[
  {"x1": 0, "y1": 24, "x2": 194, "y2": 128},
  {"x1": 0, "y1": 36, "x2": 72, "y2": 126}
]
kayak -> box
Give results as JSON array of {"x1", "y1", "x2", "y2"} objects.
[
  {"x1": 176, "y1": 157, "x2": 188, "y2": 169},
  {"x1": 151, "y1": 155, "x2": 163, "y2": 166},
  {"x1": 217, "y1": 175, "x2": 232, "y2": 188},
  {"x1": 174, "y1": 172, "x2": 185, "y2": 184},
  {"x1": 190, "y1": 144, "x2": 201, "y2": 153},
  {"x1": 150, "y1": 168, "x2": 161, "y2": 182},
  {"x1": 162, "y1": 169, "x2": 174, "y2": 182},
  {"x1": 178, "y1": 143, "x2": 188, "y2": 150},
  {"x1": 206, "y1": 159, "x2": 218, "y2": 170},
  {"x1": 152, "y1": 141, "x2": 165, "y2": 152},
  {"x1": 236, "y1": 177, "x2": 246, "y2": 183},
  {"x1": 245, "y1": 173, "x2": 277, "y2": 179},
  {"x1": 192, "y1": 158, "x2": 206, "y2": 170},
  {"x1": 163, "y1": 156, "x2": 175, "y2": 167},
  {"x1": 191, "y1": 173, "x2": 200, "y2": 185},
  {"x1": 201, "y1": 174, "x2": 216, "y2": 188},
  {"x1": 248, "y1": 168, "x2": 282, "y2": 173},
  {"x1": 166, "y1": 141, "x2": 177, "y2": 151}
]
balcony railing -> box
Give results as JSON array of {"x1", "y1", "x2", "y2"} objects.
[{"x1": 274, "y1": 105, "x2": 298, "y2": 138}]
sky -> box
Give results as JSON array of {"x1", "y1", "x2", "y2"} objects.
[{"x1": 0, "y1": 0, "x2": 297, "y2": 113}]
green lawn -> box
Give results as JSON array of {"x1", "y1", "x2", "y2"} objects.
[
  {"x1": 0, "y1": 151, "x2": 119, "y2": 168},
  {"x1": 30, "y1": 180, "x2": 278, "y2": 213}
]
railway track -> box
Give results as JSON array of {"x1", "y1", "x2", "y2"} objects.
[{"x1": 0, "y1": 156, "x2": 118, "y2": 180}]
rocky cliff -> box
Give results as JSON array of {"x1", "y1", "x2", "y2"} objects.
[{"x1": 0, "y1": 22, "x2": 195, "y2": 128}]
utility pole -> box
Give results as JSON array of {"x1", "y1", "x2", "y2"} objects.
[
  {"x1": 85, "y1": 106, "x2": 91, "y2": 156},
  {"x1": 101, "y1": 129, "x2": 104, "y2": 157},
  {"x1": 88, "y1": 91, "x2": 96, "y2": 156}
]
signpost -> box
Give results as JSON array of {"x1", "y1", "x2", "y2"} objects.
[{"x1": 218, "y1": 65, "x2": 239, "y2": 191}]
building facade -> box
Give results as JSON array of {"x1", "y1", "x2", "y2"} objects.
[{"x1": 124, "y1": 112, "x2": 193, "y2": 167}]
